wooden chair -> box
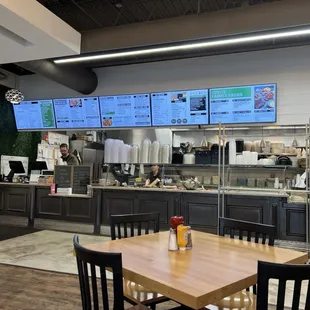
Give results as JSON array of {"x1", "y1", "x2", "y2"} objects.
[
  {"x1": 257, "y1": 260, "x2": 310, "y2": 310},
  {"x1": 73, "y1": 235, "x2": 149, "y2": 310},
  {"x1": 110, "y1": 212, "x2": 160, "y2": 240},
  {"x1": 207, "y1": 217, "x2": 276, "y2": 310},
  {"x1": 110, "y1": 213, "x2": 170, "y2": 309}
]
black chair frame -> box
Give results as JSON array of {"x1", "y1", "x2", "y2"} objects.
[
  {"x1": 257, "y1": 260, "x2": 310, "y2": 310},
  {"x1": 219, "y1": 217, "x2": 276, "y2": 295},
  {"x1": 74, "y1": 235, "x2": 125, "y2": 310},
  {"x1": 110, "y1": 212, "x2": 160, "y2": 240}
]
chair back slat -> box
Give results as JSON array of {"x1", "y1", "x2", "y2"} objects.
[
  {"x1": 130, "y1": 222, "x2": 134, "y2": 236},
  {"x1": 257, "y1": 261, "x2": 310, "y2": 310},
  {"x1": 90, "y1": 264, "x2": 99, "y2": 309},
  {"x1": 82, "y1": 261, "x2": 91, "y2": 308},
  {"x1": 254, "y1": 232, "x2": 259, "y2": 243},
  {"x1": 145, "y1": 221, "x2": 150, "y2": 234},
  {"x1": 277, "y1": 280, "x2": 286, "y2": 309},
  {"x1": 137, "y1": 222, "x2": 142, "y2": 236},
  {"x1": 305, "y1": 283, "x2": 310, "y2": 308},
  {"x1": 247, "y1": 230, "x2": 252, "y2": 242},
  {"x1": 100, "y1": 267, "x2": 109, "y2": 310},
  {"x1": 219, "y1": 217, "x2": 276, "y2": 246},
  {"x1": 110, "y1": 213, "x2": 160, "y2": 240},
  {"x1": 73, "y1": 235, "x2": 124, "y2": 310},
  {"x1": 292, "y1": 280, "x2": 302, "y2": 310},
  {"x1": 123, "y1": 223, "x2": 128, "y2": 238}
]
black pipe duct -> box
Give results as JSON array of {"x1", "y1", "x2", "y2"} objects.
[{"x1": 17, "y1": 59, "x2": 98, "y2": 95}]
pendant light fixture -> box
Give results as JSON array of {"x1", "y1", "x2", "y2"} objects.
[{"x1": 5, "y1": 88, "x2": 24, "y2": 104}]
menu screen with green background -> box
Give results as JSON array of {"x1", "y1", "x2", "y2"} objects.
[
  {"x1": 209, "y1": 84, "x2": 276, "y2": 124},
  {"x1": 13, "y1": 100, "x2": 56, "y2": 130}
]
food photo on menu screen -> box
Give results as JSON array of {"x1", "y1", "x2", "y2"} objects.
[
  {"x1": 209, "y1": 84, "x2": 276, "y2": 124},
  {"x1": 151, "y1": 89, "x2": 209, "y2": 126},
  {"x1": 53, "y1": 97, "x2": 101, "y2": 128},
  {"x1": 99, "y1": 94, "x2": 151, "y2": 128},
  {"x1": 13, "y1": 99, "x2": 56, "y2": 130}
]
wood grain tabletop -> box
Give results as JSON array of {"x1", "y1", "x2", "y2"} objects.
[{"x1": 86, "y1": 231, "x2": 308, "y2": 309}]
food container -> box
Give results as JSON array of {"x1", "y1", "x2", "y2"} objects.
[
  {"x1": 267, "y1": 178, "x2": 275, "y2": 188},
  {"x1": 150, "y1": 141, "x2": 160, "y2": 164},
  {"x1": 170, "y1": 216, "x2": 184, "y2": 229},
  {"x1": 177, "y1": 225, "x2": 188, "y2": 251},
  {"x1": 183, "y1": 153, "x2": 195, "y2": 164},
  {"x1": 248, "y1": 178, "x2": 256, "y2": 188},
  {"x1": 257, "y1": 178, "x2": 266, "y2": 188},
  {"x1": 211, "y1": 175, "x2": 219, "y2": 185},
  {"x1": 140, "y1": 138, "x2": 151, "y2": 163}
]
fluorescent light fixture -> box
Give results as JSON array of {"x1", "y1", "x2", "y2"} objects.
[{"x1": 54, "y1": 28, "x2": 310, "y2": 64}]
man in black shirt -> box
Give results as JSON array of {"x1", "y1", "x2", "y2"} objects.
[
  {"x1": 60, "y1": 143, "x2": 79, "y2": 165},
  {"x1": 145, "y1": 165, "x2": 161, "y2": 187}
]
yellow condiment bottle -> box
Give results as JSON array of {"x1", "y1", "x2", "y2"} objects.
[{"x1": 177, "y1": 224, "x2": 188, "y2": 251}]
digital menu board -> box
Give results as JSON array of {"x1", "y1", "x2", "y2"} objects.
[
  {"x1": 53, "y1": 97, "x2": 101, "y2": 128},
  {"x1": 151, "y1": 89, "x2": 209, "y2": 126},
  {"x1": 209, "y1": 84, "x2": 276, "y2": 124},
  {"x1": 13, "y1": 99, "x2": 56, "y2": 130},
  {"x1": 99, "y1": 94, "x2": 151, "y2": 128}
]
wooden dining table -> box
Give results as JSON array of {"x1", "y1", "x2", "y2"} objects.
[{"x1": 86, "y1": 231, "x2": 308, "y2": 309}]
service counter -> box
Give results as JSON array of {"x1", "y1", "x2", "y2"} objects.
[{"x1": 0, "y1": 183, "x2": 305, "y2": 241}]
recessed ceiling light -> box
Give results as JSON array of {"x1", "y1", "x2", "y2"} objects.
[{"x1": 54, "y1": 27, "x2": 310, "y2": 64}]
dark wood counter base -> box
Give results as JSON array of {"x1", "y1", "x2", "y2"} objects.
[{"x1": 0, "y1": 184, "x2": 304, "y2": 241}]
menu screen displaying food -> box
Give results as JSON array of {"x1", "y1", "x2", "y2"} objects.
[
  {"x1": 151, "y1": 89, "x2": 209, "y2": 126},
  {"x1": 53, "y1": 97, "x2": 101, "y2": 128},
  {"x1": 209, "y1": 84, "x2": 276, "y2": 124},
  {"x1": 99, "y1": 94, "x2": 151, "y2": 128},
  {"x1": 13, "y1": 100, "x2": 56, "y2": 130}
]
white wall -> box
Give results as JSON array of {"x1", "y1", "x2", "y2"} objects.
[{"x1": 19, "y1": 45, "x2": 310, "y2": 126}]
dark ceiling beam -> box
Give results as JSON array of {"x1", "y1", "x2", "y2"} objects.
[
  {"x1": 81, "y1": 0, "x2": 310, "y2": 54},
  {"x1": 187, "y1": 0, "x2": 195, "y2": 13},
  {"x1": 69, "y1": 0, "x2": 102, "y2": 27}
]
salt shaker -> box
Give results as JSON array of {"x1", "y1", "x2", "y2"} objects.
[{"x1": 168, "y1": 228, "x2": 178, "y2": 251}]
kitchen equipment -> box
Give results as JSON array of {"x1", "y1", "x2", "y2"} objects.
[
  {"x1": 274, "y1": 177, "x2": 279, "y2": 189},
  {"x1": 235, "y1": 139, "x2": 244, "y2": 153},
  {"x1": 195, "y1": 150, "x2": 212, "y2": 164},
  {"x1": 257, "y1": 178, "x2": 266, "y2": 188},
  {"x1": 236, "y1": 155, "x2": 243, "y2": 165},
  {"x1": 276, "y1": 156, "x2": 292, "y2": 166},
  {"x1": 271, "y1": 143, "x2": 285, "y2": 154},
  {"x1": 288, "y1": 156, "x2": 298, "y2": 167},
  {"x1": 211, "y1": 175, "x2": 218, "y2": 185},
  {"x1": 298, "y1": 158, "x2": 306, "y2": 169},
  {"x1": 260, "y1": 128, "x2": 266, "y2": 148},
  {"x1": 254, "y1": 140, "x2": 262, "y2": 153},
  {"x1": 266, "y1": 178, "x2": 274, "y2": 188},
  {"x1": 262, "y1": 147, "x2": 271, "y2": 154},
  {"x1": 251, "y1": 152, "x2": 258, "y2": 165},
  {"x1": 183, "y1": 153, "x2": 195, "y2": 165},
  {"x1": 244, "y1": 141, "x2": 254, "y2": 152},
  {"x1": 242, "y1": 151, "x2": 251, "y2": 165},
  {"x1": 238, "y1": 178, "x2": 247, "y2": 186},
  {"x1": 183, "y1": 178, "x2": 199, "y2": 190},
  {"x1": 172, "y1": 152, "x2": 183, "y2": 164},
  {"x1": 248, "y1": 178, "x2": 256, "y2": 187}
]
